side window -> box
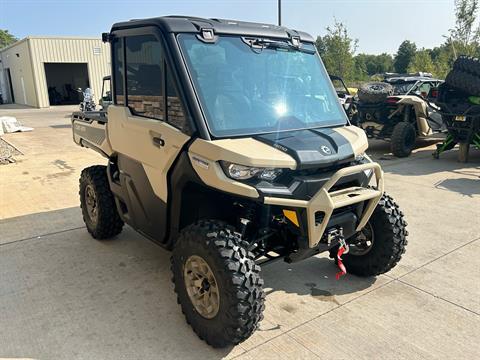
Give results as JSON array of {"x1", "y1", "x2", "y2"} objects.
[
  {"x1": 125, "y1": 35, "x2": 164, "y2": 120},
  {"x1": 166, "y1": 66, "x2": 191, "y2": 134},
  {"x1": 113, "y1": 37, "x2": 125, "y2": 105},
  {"x1": 418, "y1": 82, "x2": 432, "y2": 97}
]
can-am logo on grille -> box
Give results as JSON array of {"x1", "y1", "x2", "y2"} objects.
[{"x1": 320, "y1": 145, "x2": 332, "y2": 155}]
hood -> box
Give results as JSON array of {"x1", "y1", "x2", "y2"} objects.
[{"x1": 254, "y1": 126, "x2": 364, "y2": 170}]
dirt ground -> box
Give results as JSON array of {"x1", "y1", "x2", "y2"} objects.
[{"x1": 0, "y1": 105, "x2": 479, "y2": 360}]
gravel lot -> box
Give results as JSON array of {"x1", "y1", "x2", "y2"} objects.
[{"x1": 0, "y1": 104, "x2": 479, "y2": 360}]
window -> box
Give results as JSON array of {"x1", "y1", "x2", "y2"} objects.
[
  {"x1": 126, "y1": 35, "x2": 164, "y2": 120},
  {"x1": 418, "y1": 82, "x2": 432, "y2": 97},
  {"x1": 166, "y1": 66, "x2": 190, "y2": 133},
  {"x1": 113, "y1": 37, "x2": 125, "y2": 105}
]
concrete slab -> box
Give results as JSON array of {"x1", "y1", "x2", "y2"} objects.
[
  {"x1": 400, "y1": 239, "x2": 480, "y2": 314},
  {"x1": 0, "y1": 207, "x2": 83, "y2": 245},
  {"x1": 287, "y1": 281, "x2": 480, "y2": 360},
  {"x1": 237, "y1": 334, "x2": 319, "y2": 359},
  {"x1": 380, "y1": 175, "x2": 480, "y2": 277},
  {"x1": 0, "y1": 110, "x2": 104, "y2": 220},
  {"x1": 0, "y1": 227, "x2": 242, "y2": 360},
  {"x1": 240, "y1": 255, "x2": 389, "y2": 350}
]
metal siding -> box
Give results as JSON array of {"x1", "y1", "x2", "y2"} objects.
[
  {"x1": 28, "y1": 38, "x2": 110, "y2": 108},
  {"x1": 0, "y1": 40, "x2": 37, "y2": 106}
]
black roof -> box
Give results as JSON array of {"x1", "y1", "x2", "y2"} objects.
[{"x1": 111, "y1": 16, "x2": 314, "y2": 42}]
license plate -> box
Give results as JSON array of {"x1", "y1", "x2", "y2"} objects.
[{"x1": 455, "y1": 115, "x2": 466, "y2": 122}]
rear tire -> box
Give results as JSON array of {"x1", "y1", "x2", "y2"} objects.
[
  {"x1": 171, "y1": 220, "x2": 265, "y2": 348},
  {"x1": 445, "y1": 69, "x2": 480, "y2": 95},
  {"x1": 342, "y1": 193, "x2": 408, "y2": 276},
  {"x1": 391, "y1": 122, "x2": 416, "y2": 157},
  {"x1": 79, "y1": 165, "x2": 124, "y2": 239},
  {"x1": 454, "y1": 56, "x2": 480, "y2": 77}
]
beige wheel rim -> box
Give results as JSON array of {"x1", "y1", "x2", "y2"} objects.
[
  {"x1": 85, "y1": 184, "x2": 98, "y2": 224},
  {"x1": 183, "y1": 255, "x2": 220, "y2": 319}
]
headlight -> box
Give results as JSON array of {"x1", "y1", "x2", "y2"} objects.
[
  {"x1": 221, "y1": 162, "x2": 283, "y2": 181},
  {"x1": 356, "y1": 153, "x2": 373, "y2": 178}
]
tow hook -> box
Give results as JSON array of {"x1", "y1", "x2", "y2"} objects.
[{"x1": 325, "y1": 228, "x2": 349, "y2": 279}]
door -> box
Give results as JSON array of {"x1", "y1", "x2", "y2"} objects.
[
  {"x1": 44, "y1": 63, "x2": 89, "y2": 105},
  {"x1": 107, "y1": 33, "x2": 190, "y2": 243},
  {"x1": 6, "y1": 68, "x2": 14, "y2": 103}
]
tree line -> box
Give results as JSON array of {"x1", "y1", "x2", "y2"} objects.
[{"x1": 316, "y1": 0, "x2": 480, "y2": 82}]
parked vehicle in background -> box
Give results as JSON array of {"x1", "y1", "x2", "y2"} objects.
[
  {"x1": 99, "y1": 76, "x2": 112, "y2": 111},
  {"x1": 330, "y1": 74, "x2": 356, "y2": 119},
  {"x1": 78, "y1": 87, "x2": 96, "y2": 112},
  {"x1": 71, "y1": 16, "x2": 407, "y2": 348},
  {"x1": 433, "y1": 56, "x2": 480, "y2": 162},
  {"x1": 353, "y1": 73, "x2": 444, "y2": 157}
]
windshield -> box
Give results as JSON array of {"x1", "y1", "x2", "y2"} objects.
[
  {"x1": 390, "y1": 81, "x2": 417, "y2": 95},
  {"x1": 178, "y1": 34, "x2": 346, "y2": 137}
]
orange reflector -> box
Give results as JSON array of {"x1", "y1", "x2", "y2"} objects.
[{"x1": 283, "y1": 210, "x2": 299, "y2": 227}]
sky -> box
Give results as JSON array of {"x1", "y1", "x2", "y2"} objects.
[{"x1": 1, "y1": 0, "x2": 456, "y2": 55}]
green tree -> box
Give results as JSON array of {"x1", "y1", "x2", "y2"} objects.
[
  {"x1": 430, "y1": 44, "x2": 457, "y2": 78},
  {"x1": 394, "y1": 40, "x2": 417, "y2": 73},
  {"x1": 315, "y1": 19, "x2": 358, "y2": 81},
  {"x1": 353, "y1": 53, "x2": 394, "y2": 80},
  {"x1": 0, "y1": 30, "x2": 17, "y2": 49},
  {"x1": 450, "y1": 0, "x2": 480, "y2": 52},
  {"x1": 407, "y1": 50, "x2": 436, "y2": 74}
]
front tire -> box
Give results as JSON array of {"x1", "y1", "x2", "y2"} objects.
[
  {"x1": 79, "y1": 165, "x2": 124, "y2": 239},
  {"x1": 391, "y1": 122, "x2": 416, "y2": 158},
  {"x1": 171, "y1": 220, "x2": 265, "y2": 348},
  {"x1": 342, "y1": 193, "x2": 408, "y2": 276}
]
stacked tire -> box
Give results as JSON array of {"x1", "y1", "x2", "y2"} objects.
[
  {"x1": 357, "y1": 82, "x2": 394, "y2": 103},
  {"x1": 442, "y1": 56, "x2": 480, "y2": 162},
  {"x1": 445, "y1": 56, "x2": 480, "y2": 95}
]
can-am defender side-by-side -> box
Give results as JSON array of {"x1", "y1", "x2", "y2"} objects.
[{"x1": 72, "y1": 17, "x2": 407, "y2": 348}]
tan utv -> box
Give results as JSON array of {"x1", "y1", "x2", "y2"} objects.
[
  {"x1": 354, "y1": 74, "x2": 445, "y2": 157},
  {"x1": 72, "y1": 16, "x2": 408, "y2": 348}
]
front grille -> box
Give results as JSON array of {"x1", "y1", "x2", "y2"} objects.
[
  {"x1": 295, "y1": 162, "x2": 351, "y2": 177},
  {"x1": 315, "y1": 205, "x2": 356, "y2": 225}
]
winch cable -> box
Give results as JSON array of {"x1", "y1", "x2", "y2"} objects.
[{"x1": 335, "y1": 245, "x2": 348, "y2": 280}]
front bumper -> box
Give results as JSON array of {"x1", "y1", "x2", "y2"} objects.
[{"x1": 264, "y1": 161, "x2": 384, "y2": 248}]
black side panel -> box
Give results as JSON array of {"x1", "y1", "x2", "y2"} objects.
[
  {"x1": 255, "y1": 128, "x2": 355, "y2": 170},
  {"x1": 167, "y1": 151, "x2": 203, "y2": 247},
  {"x1": 167, "y1": 151, "x2": 242, "y2": 248},
  {"x1": 111, "y1": 155, "x2": 168, "y2": 244}
]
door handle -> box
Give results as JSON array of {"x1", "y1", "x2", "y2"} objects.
[{"x1": 152, "y1": 136, "x2": 165, "y2": 147}]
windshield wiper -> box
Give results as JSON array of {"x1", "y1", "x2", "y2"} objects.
[{"x1": 243, "y1": 37, "x2": 316, "y2": 54}]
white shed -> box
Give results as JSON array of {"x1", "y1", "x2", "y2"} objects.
[{"x1": 0, "y1": 36, "x2": 110, "y2": 108}]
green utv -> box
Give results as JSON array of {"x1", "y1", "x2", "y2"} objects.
[{"x1": 72, "y1": 16, "x2": 408, "y2": 347}]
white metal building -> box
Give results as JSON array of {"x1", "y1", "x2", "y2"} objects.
[{"x1": 0, "y1": 36, "x2": 110, "y2": 108}]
